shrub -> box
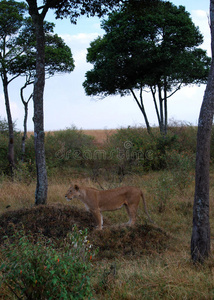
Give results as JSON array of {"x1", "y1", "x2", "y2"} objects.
[
  {"x1": 10, "y1": 126, "x2": 96, "y2": 178},
  {"x1": 0, "y1": 225, "x2": 96, "y2": 299},
  {"x1": 0, "y1": 133, "x2": 8, "y2": 174},
  {"x1": 0, "y1": 123, "x2": 199, "y2": 178},
  {"x1": 106, "y1": 127, "x2": 154, "y2": 174},
  {"x1": 13, "y1": 160, "x2": 36, "y2": 183},
  {"x1": 45, "y1": 126, "x2": 95, "y2": 171},
  {"x1": 22, "y1": 134, "x2": 35, "y2": 163},
  {"x1": 148, "y1": 171, "x2": 176, "y2": 213},
  {"x1": 167, "y1": 120, "x2": 197, "y2": 153},
  {"x1": 0, "y1": 118, "x2": 23, "y2": 174},
  {"x1": 166, "y1": 150, "x2": 195, "y2": 191},
  {"x1": 106, "y1": 127, "x2": 181, "y2": 173}
]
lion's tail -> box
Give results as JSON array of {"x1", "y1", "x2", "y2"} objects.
[{"x1": 141, "y1": 190, "x2": 154, "y2": 224}]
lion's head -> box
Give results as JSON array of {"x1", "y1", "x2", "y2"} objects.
[{"x1": 65, "y1": 184, "x2": 80, "y2": 201}]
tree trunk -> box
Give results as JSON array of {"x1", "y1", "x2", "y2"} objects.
[
  {"x1": 21, "y1": 101, "x2": 28, "y2": 162},
  {"x1": 2, "y1": 72, "x2": 15, "y2": 176},
  {"x1": 158, "y1": 85, "x2": 164, "y2": 134},
  {"x1": 164, "y1": 78, "x2": 167, "y2": 135},
  {"x1": 191, "y1": 67, "x2": 213, "y2": 262},
  {"x1": 31, "y1": 12, "x2": 48, "y2": 205},
  {"x1": 151, "y1": 86, "x2": 161, "y2": 128},
  {"x1": 130, "y1": 88, "x2": 151, "y2": 134},
  {"x1": 20, "y1": 83, "x2": 33, "y2": 162},
  {"x1": 191, "y1": 0, "x2": 214, "y2": 263}
]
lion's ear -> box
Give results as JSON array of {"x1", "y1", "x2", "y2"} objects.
[{"x1": 74, "y1": 184, "x2": 79, "y2": 191}]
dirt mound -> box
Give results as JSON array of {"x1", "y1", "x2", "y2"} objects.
[
  {"x1": 0, "y1": 204, "x2": 169, "y2": 258},
  {"x1": 91, "y1": 225, "x2": 169, "y2": 258},
  {"x1": 0, "y1": 204, "x2": 97, "y2": 242}
]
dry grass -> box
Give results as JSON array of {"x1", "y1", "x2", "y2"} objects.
[
  {"x1": 27, "y1": 129, "x2": 117, "y2": 144},
  {"x1": 82, "y1": 129, "x2": 117, "y2": 144},
  {"x1": 0, "y1": 180, "x2": 35, "y2": 213},
  {"x1": 95, "y1": 254, "x2": 214, "y2": 299},
  {"x1": 1, "y1": 172, "x2": 214, "y2": 299}
]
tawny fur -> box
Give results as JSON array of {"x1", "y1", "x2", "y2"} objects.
[{"x1": 65, "y1": 184, "x2": 153, "y2": 230}]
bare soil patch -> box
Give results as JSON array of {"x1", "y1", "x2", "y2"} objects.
[{"x1": 0, "y1": 204, "x2": 169, "y2": 259}]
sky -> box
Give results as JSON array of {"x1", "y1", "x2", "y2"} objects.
[{"x1": 0, "y1": 0, "x2": 211, "y2": 131}]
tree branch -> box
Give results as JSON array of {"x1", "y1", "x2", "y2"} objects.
[
  {"x1": 20, "y1": 77, "x2": 34, "y2": 105},
  {"x1": 150, "y1": 86, "x2": 161, "y2": 126},
  {"x1": 41, "y1": 3, "x2": 50, "y2": 19},
  {"x1": 8, "y1": 73, "x2": 20, "y2": 84},
  {"x1": 130, "y1": 88, "x2": 151, "y2": 133},
  {"x1": 167, "y1": 83, "x2": 182, "y2": 98}
]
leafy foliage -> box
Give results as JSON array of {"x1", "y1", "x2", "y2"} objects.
[
  {"x1": 0, "y1": 226, "x2": 95, "y2": 299},
  {"x1": 46, "y1": 0, "x2": 125, "y2": 22},
  {"x1": 83, "y1": 1, "x2": 210, "y2": 133},
  {"x1": 85, "y1": 1, "x2": 209, "y2": 95},
  {"x1": 45, "y1": 127, "x2": 96, "y2": 171},
  {"x1": 0, "y1": 0, "x2": 28, "y2": 78},
  {"x1": 0, "y1": 123, "x2": 199, "y2": 177},
  {"x1": 0, "y1": 0, "x2": 27, "y2": 39},
  {"x1": 0, "y1": 117, "x2": 11, "y2": 133},
  {"x1": 9, "y1": 18, "x2": 75, "y2": 78}
]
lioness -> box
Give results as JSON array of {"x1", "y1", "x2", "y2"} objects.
[{"x1": 65, "y1": 184, "x2": 153, "y2": 230}]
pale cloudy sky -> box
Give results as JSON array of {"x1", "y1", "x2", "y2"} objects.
[{"x1": 0, "y1": 0, "x2": 211, "y2": 131}]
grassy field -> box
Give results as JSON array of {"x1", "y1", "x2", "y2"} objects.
[
  {"x1": 1, "y1": 171, "x2": 214, "y2": 299},
  {"x1": 82, "y1": 129, "x2": 117, "y2": 144},
  {"x1": 27, "y1": 129, "x2": 117, "y2": 143},
  {"x1": 1, "y1": 128, "x2": 214, "y2": 299}
]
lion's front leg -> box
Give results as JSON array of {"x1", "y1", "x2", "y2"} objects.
[{"x1": 90, "y1": 209, "x2": 103, "y2": 230}]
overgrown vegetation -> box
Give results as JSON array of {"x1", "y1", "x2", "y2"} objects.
[
  {"x1": 0, "y1": 226, "x2": 95, "y2": 299},
  {"x1": 1, "y1": 122, "x2": 214, "y2": 298},
  {"x1": 0, "y1": 120, "x2": 199, "y2": 179}
]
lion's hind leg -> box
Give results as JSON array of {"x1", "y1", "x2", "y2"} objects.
[
  {"x1": 90, "y1": 209, "x2": 103, "y2": 230},
  {"x1": 125, "y1": 205, "x2": 137, "y2": 226}
]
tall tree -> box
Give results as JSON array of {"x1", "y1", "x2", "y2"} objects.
[
  {"x1": 25, "y1": 0, "x2": 124, "y2": 205},
  {"x1": 0, "y1": 0, "x2": 27, "y2": 175},
  {"x1": 191, "y1": 0, "x2": 214, "y2": 263},
  {"x1": 83, "y1": 1, "x2": 210, "y2": 134},
  {"x1": 10, "y1": 19, "x2": 74, "y2": 161}
]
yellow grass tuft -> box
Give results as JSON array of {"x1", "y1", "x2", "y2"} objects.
[{"x1": 0, "y1": 180, "x2": 35, "y2": 213}]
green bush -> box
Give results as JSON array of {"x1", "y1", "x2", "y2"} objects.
[
  {"x1": 106, "y1": 127, "x2": 181, "y2": 173},
  {"x1": 0, "y1": 125, "x2": 97, "y2": 177},
  {"x1": 13, "y1": 160, "x2": 36, "y2": 183},
  {"x1": 0, "y1": 122, "x2": 200, "y2": 178},
  {"x1": 151, "y1": 171, "x2": 176, "y2": 213},
  {"x1": 45, "y1": 127, "x2": 95, "y2": 171},
  {"x1": 0, "y1": 133, "x2": 8, "y2": 174},
  {"x1": 106, "y1": 127, "x2": 153, "y2": 174},
  {"x1": 0, "y1": 225, "x2": 96, "y2": 299},
  {"x1": 22, "y1": 134, "x2": 35, "y2": 163},
  {"x1": 168, "y1": 121, "x2": 197, "y2": 153},
  {"x1": 166, "y1": 149, "x2": 195, "y2": 191},
  {"x1": 0, "y1": 117, "x2": 29, "y2": 175},
  {"x1": 0, "y1": 117, "x2": 11, "y2": 132},
  {"x1": 147, "y1": 150, "x2": 195, "y2": 213}
]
